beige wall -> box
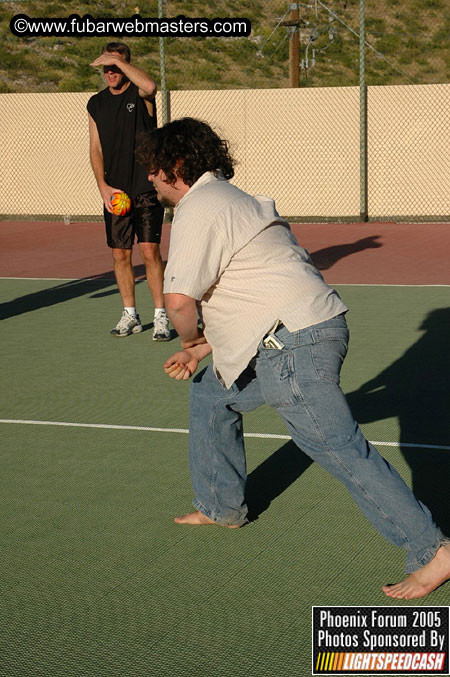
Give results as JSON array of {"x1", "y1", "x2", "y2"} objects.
[{"x1": 0, "y1": 84, "x2": 448, "y2": 219}]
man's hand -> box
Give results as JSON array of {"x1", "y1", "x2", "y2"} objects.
[
  {"x1": 90, "y1": 53, "x2": 124, "y2": 70},
  {"x1": 100, "y1": 184, "x2": 124, "y2": 214},
  {"x1": 163, "y1": 342, "x2": 212, "y2": 381},
  {"x1": 164, "y1": 350, "x2": 199, "y2": 381}
]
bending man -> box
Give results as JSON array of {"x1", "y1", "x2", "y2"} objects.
[{"x1": 137, "y1": 117, "x2": 450, "y2": 600}]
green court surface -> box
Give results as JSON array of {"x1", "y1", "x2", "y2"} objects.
[{"x1": 1, "y1": 279, "x2": 449, "y2": 676}]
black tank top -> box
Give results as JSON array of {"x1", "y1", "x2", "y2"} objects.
[{"x1": 87, "y1": 82, "x2": 157, "y2": 198}]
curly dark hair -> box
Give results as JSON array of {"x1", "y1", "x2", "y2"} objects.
[{"x1": 136, "y1": 117, "x2": 235, "y2": 186}]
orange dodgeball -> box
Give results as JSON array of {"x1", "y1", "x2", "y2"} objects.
[{"x1": 110, "y1": 191, "x2": 132, "y2": 216}]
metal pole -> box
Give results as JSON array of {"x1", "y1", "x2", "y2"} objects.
[
  {"x1": 158, "y1": 0, "x2": 169, "y2": 124},
  {"x1": 359, "y1": 0, "x2": 368, "y2": 221},
  {"x1": 289, "y1": 3, "x2": 300, "y2": 88}
]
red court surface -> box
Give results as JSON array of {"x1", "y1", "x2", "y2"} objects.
[{"x1": 0, "y1": 220, "x2": 449, "y2": 285}]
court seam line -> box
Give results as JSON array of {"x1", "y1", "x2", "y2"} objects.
[
  {"x1": 1, "y1": 418, "x2": 449, "y2": 451},
  {"x1": 1, "y1": 277, "x2": 449, "y2": 287}
]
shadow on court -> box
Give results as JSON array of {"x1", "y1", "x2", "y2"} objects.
[
  {"x1": 346, "y1": 307, "x2": 450, "y2": 534},
  {"x1": 88, "y1": 264, "x2": 152, "y2": 299},
  {"x1": 310, "y1": 235, "x2": 382, "y2": 270},
  {"x1": 0, "y1": 266, "x2": 146, "y2": 320},
  {"x1": 246, "y1": 441, "x2": 313, "y2": 522},
  {"x1": 245, "y1": 307, "x2": 450, "y2": 533},
  {"x1": 1, "y1": 236, "x2": 385, "y2": 319}
]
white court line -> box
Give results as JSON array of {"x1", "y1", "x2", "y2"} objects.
[
  {"x1": 1, "y1": 278, "x2": 449, "y2": 287},
  {"x1": 1, "y1": 418, "x2": 449, "y2": 451},
  {"x1": 336, "y1": 283, "x2": 450, "y2": 287}
]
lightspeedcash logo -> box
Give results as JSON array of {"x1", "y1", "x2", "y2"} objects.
[{"x1": 312, "y1": 607, "x2": 449, "y2": 675}]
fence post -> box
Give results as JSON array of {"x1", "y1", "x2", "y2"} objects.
[
  {"x1": 158, "y1": 0, "x2": 170, "y2": 125},
  {"x1": 359, "y1": 0, "x2": 368, "y2": 221}
]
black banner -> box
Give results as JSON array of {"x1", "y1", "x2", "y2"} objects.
[{"x1": 312, "y1": 606, "x2": 449, "y2": 674}]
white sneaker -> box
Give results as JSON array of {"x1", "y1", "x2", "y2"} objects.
[
  {"x1": 110, "y1": 309, "x2": 143, "y2": 337},
  {"x1": 152, "y1": 311, "x2": 170, "y2": 341}
]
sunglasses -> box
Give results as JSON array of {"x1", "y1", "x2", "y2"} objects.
[{"x1": 103, "y1": 65, "x2": 123, "y2": 74}]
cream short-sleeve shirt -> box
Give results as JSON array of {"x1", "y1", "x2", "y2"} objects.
[{"x1": 164, "y1": 172, "x2": 347, "y2": 388}]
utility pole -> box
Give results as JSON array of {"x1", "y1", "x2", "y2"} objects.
[
  {"x1": 281, "y1": 3, "x2": 301, "y2": 87},
  {"x1": 289, "y1": 3, "x2": 300, "y2": 87}
]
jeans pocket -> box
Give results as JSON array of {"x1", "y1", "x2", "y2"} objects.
[
  {"x1": 256, "y1": 351, "x2": 301, "y2": 407},
  {"x1": 311, "y1": 327, "x2": 349, "y2": 383}
]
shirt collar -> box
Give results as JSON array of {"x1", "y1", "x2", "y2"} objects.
[{"x1": 176, "y1": 171, "x2": 226, "y2": 209}]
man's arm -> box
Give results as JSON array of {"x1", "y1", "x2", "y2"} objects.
[
  {"x1": 164, "y1": 293, "x2": 211, "y2": 380},
  {"x1": 165, "y1": 293, "x2": 204, "y2": 346},
  {"x1": 88, "y1": 113, "x2": 122, "y2": 212},
  {"x1": 90, "y1": 53, "x2": 157, "y2": 99}
]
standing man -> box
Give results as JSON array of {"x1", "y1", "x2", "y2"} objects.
[
  {"x1": 88, "y1": 42, "x2": 170, "y2": 340},
  {"x1": 136, "y1": 117, "x2": 450, "y2": 600}
]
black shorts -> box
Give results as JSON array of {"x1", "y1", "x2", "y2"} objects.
[{"x1": 104, "y1": 191, "x2": 164, "y2": 249}]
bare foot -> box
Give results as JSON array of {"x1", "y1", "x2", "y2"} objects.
[
  {"x1": 174, "y1": 510, "x2": 240, "y2": 528},
  {"x1": 383, "y1": 542, "x2": 450, "y2": 599}
]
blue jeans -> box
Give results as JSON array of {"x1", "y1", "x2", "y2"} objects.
[{"x1": 189, "y1": 314, "x2": 444, "y2": 573}]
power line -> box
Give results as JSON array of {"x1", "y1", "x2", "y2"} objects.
[
  {"x1": 260, "y1": 0, "x2": 417, "y2": 85},
  {"x1": 315, "y1": 0, "x2": 417, "y2": 83},
  {"x1": 266, "y1": 31, "x2": 290, "y2": 61},
  {"x1": 259, "y1": 7, "x2": 292, "y2": 52}
]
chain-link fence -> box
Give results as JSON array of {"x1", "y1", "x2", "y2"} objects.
[
  {"x1": 368, "y1": 84, "x2": 450, "y2": 221},
  {"x1": 1, "y1": 83, "x2": 448, "y2": 221},
  {"x1": 0, "y1": 0, "x2": 449, "y2": 221}
]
